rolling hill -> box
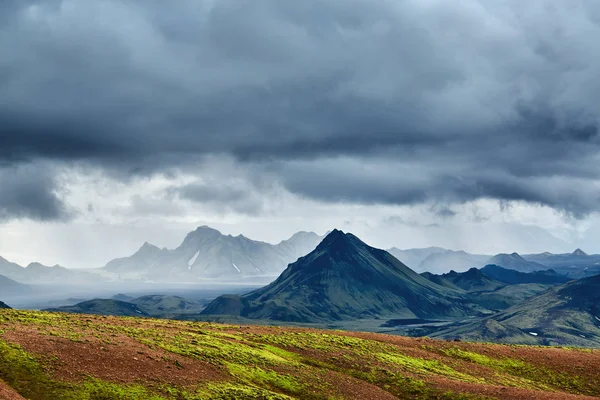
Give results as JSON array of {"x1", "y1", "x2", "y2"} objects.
[
  {"x1": 431, "y1": 274, "x2": 600, "y2": 347},
  {"x1": 45, "y1": 299, "x2": 149, "y2": 317},
  {"x1": 102, "y1": 226, "x2": 324, "y2": 282},
  {"x1": 202, "y1": 230, "x2": 481, "y2": 322},
  {"x1": 0, "y1": 301, "x2": 10, "y2": 309},
  {"x1": 1, "y1": 309, "x2": 600, "y2": 399},
  {"x1": 44, "y1": 295, "x2": 206, "y2": 319}
]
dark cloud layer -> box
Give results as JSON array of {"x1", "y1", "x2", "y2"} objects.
[
  {"x1": 0, "y1": 164, "x2": 71, "y2": 221},
  {"x1": 2, "y1": 0, "x2": 600, "y2": 219}
]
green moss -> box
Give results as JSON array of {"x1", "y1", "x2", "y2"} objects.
[
  {"x1": 376, "y1": 353, "x2": 481, "y2": 383},
  {"x1": 442, "y1": 347, "x2": 598, "y2": 395},
  {"x1": 0, "y1": 339, "x2": 166, "y2": 399},
  {"x1": 227, "y1": 364, "x2": 304, "y2": 395}
]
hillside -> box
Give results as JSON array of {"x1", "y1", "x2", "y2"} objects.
[
  {"x1": 202, "y1": 230, "x2": 481, "y2": 323},
  {"x1": 432, "y1": 274, "x2": 600, "y2": 347},
  {"x1": 0, "y1": 301, "x2": 10, "y2": 309},
  {"x1": 103, "y1": 226, "x2": 323, "y2": 282},
  {"x1": 1, "y1": 309, "x2": 599, "y2": 400}
]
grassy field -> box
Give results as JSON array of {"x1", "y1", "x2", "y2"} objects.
[{"x1": 0, "y1": 310, "x2": 599, "y2": 399}]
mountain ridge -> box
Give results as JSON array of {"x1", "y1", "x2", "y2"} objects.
[{"x1": 202, "y1": 230, "x2": 481, "y2": 322}]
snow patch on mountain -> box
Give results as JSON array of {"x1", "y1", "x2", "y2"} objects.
[
  {"x1": 188, "y1": 251, "x2": 200, "y2": 270},
  {"x1": 232, "y1": 263, "x2": 241, "y2": 274}
]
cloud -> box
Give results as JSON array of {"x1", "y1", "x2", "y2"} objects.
[
  {"x1": 0, "y1": 163, "x2": 71, "y2": 221},
  {"x1": 2, "y1": 0, "x2": 600, "y2": 219}
]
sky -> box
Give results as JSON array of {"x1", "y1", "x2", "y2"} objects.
[{"x1": 1, "y1": 0, "x2": 600, "y2": 268}]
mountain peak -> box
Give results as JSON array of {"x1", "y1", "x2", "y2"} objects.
[
  {"x1": 572, "y1": 248, "x2": 587, "y2": 256},
  {"x1": 316, "y1": 229, "x2": 356, "y2": 252}
]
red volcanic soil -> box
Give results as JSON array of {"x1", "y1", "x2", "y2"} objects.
[{"x1": 0, "y1": 311, "x2": 599, "y2": 400}]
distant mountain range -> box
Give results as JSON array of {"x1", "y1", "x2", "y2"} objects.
[
  {"x1": 0, "y1": 257, "x2": 95, "y2": 285},
  {"x1": 201, "y1": 230, "x2": 481, "y2": 322},
  {"x1": 0, "y1": 300, "x2": 10, "y2": 309},
  {"x1": 101, "y1": 226, "x2": 324, "y2": 282},
  {"x1": 2, "y1": 225, "x2": 600, "y2": 286}
]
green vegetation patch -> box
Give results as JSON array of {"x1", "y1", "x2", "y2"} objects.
[
  {"x1": 0, "y1": 339, "x2": 165, "y2": 400},
  {"x1": 442, "y1": 347, "x2": 598, "y2": 396},
  {"x1": 227, "y1": 364, "x2": 304, "y2": 395},
  {"x1": 376, "y1": 353, "x2": 481, "y2": 383}
]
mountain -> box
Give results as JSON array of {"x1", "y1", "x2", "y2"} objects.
[
  {"x1": 102, "y1": 226, "x2": 324, "y2": 282},
  {"x1": 129, "y1": 295, "x2": 205, "y2": 317},
  {"x1": 486, "y1": 253, "x2": 547, "y2": 273},
  {"x1": 422, "y1": 268, "x2": 505, "y2": 292},
  {"x1": 480, "y1": 264, "x2": 572, "y2": 285},
  {"x1": 522, "y1": 250, "x2": 600, "y2": 279},
  {"x1": 417, "y1": 250, "x2": 490, "y2": 274},
  {"x1": 45, "y1": 299, "x2": 149, "y2": 317},
  {"x1": 202, "y1": 230, "x2": 481, "y2": 323},
  {"x1": 387, "y1": 247, "x2": 447, "y2": 271},
  {"x1": 0, "y1": 274, "x2": 29, "y2": 295},
  {"x1": 44, "y1": 295, "x2": 205, "y2": 319},
  {"x1": 0, "y1": 301, "x2": 10, "y2": 309},
  {"x1": 0, "y1": 257, "x2": 96, "y2": 284},
  {"x1": 432, "y1": 274, "x2": 600, "y2": 347}
]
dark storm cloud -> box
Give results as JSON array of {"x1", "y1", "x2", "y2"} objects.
[
  {"x1": 2, "y1": 0, "x2": 600, "y2": 219},
  {"x1": 0, "y1": 164, "x2": 71, "y2": 221}
]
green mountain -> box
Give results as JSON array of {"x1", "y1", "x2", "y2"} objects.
[
  {"x1": 202, "y1": 230, "x2": 481, "y2": 323},
  {"x1": 45, "y1": 299, "x2": 149, "y2": 317},
  {"x1": 431, "y1": 274, "x2": 600, "y2": 347}
]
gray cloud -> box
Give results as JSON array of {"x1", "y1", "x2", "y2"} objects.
[
  {"x1": 0, "y1": 163, "x2": 71, "y2": 221},
  {"x1": 2, "y1": 0, "x2": 600, "y2": 219}
]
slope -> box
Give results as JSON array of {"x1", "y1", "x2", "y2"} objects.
[
  {"x1": 1, "y1": 309, "x2": 600, "y2": 400},
  {"x1": 202, "y1": 230, "x2": 481, "y2": 323}
]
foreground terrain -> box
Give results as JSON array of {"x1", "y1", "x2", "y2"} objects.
[{"x1": 0, "y1": 310, "x2": 599, "y2": 399}]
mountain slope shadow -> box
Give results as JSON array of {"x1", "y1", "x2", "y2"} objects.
[{"x1": 202, "y1": 230, "x2": 482, "y2": 323}]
